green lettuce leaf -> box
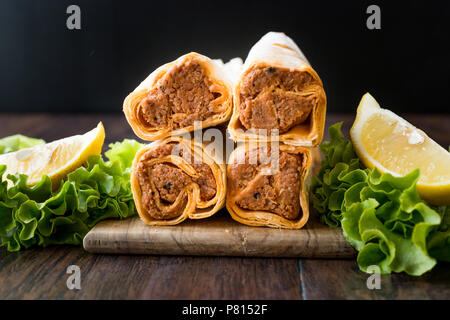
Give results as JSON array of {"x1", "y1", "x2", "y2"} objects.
[
  {"x1": 312, "y1": 122, "x2": 367, "y2": 226},
  {"x1": 341, "y1": 169, "x2": 441, "y2": 275},
  {"x1": 312, "y1": 122, "x2": 448, "y2": 276},
  {"x1": 105, "y1": 139, "x2": 143, "y2": 172},
  {"x1": 0, "y1": 135, "x2": 45, "y2": 155},
  {"x1": 427, "y1": 206, "x2": 450, "y2": 262},
  {"x1": 0, "y1": 138, "x2": 144, "y2": 251}
]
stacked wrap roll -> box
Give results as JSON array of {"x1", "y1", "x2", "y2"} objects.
[
  {"x1": 131, "y1": 136, "x2": 226, "y2": 225},
  {"x1": 226, "y1": 32, "x2": 326, "y2": 229},
  {"x1": 124, "y1": 52, "x2": 234, "y2": 141},
  {"x1": 226, "y1": 143, "x2": 314, "y2": 229},
  {"x1": 124, "y1": 53, "x2": 232, "y2": 225},
  {"x1": 124, "y1": 32, "x2": 326, "y2": 228},
  {"x1": 228, "y1": 32, "x2": 326, "y2": 146}
]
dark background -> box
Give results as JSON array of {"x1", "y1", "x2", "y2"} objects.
[{"x1": 0, "y1": 0, "x2": 448, "y2": 114}]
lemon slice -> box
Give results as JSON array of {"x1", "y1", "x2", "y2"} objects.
[
  {"x1": 0, "y1": 122, "x2": 105, "y2": 186},
  {"x1": 350, "y1": 93, "x2": 450, "y2": 205}
]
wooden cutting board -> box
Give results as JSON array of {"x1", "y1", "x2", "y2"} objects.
[{"x1": 83, "y1": 210, "x2": 356, "y2": 258}]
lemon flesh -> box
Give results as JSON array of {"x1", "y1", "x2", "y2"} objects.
[
  {"x1": 351, "y1": 93, "x2": 450, "y2": 205},
  {"x1": 0, "y1": 122, "x2": 105, "y2": 186}
]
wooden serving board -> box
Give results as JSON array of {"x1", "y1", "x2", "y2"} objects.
[{"x1": 83, "y1": 210, "x2": 356, "y2": 258}]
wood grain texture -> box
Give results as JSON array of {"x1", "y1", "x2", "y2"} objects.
[
  {"x1": 0, "y1": 113, "x2": 448, "y2": 300},
  {"x1": 0, "y1": 114, "x2": 139, "y2": 151},
  {"x1": 0, "y1": 246, "x2": 302, "y2": 299},
  {"x1": 83, "y1": 211, "x2": 355, "y2": 258},
  {"x1": 0, "y1": 113, "x2": 448, "y2": 151},
  {"x1": 300, "y1": 259, "x2": 450, "y2": 300}
]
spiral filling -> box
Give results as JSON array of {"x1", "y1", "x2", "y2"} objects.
[{"x1": 136, "y1": 143, "x2": 216, "y2": 220}]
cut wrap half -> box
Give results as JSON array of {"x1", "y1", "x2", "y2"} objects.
[
  {"x1": 124, "y1": 52, "x2": 233, "y2": 141},
  {"x1": 131, "y1": 136, "x2": 226, "y2": 225},
  {"x1": 226, "y1": 142, "x2": 313, "y2": 229},
  {"x1": 228, "y1": 32, "x2": 327, "y2": 147}
]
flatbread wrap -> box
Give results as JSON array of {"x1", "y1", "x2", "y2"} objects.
[
  {"x1": 228, "y1": 32, "x2": 327, "y2": 147},
  {"x1": 131, "y1": 135, "x2": 226, "y2": 225},
  {"x1": 226, "y1": 142, "x2": 313, "y2": 229},
  {"x1": 124, "y1": 52, "x2": 234, "y2": 141}
]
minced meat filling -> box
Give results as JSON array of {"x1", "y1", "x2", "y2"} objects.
[
  {"x1": 139, "y1": 59, "x2": 222, "y2": 130},
  {"x1": 136, "y1": 143, "x2": 217, "y2": 220},
  {"x1": 228, "y1": 150, "x2": 302, "y2": 220},
  {"x1": 239, "y1": 67, "x2": 319, "y2": 133}
]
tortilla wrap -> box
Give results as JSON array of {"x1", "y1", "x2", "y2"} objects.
[
  {"x1": 228, "y1": 32, "x2": 327, "y2": 147},
  {"x1": 226, "y1": 142, "x2": 314, "y2": 229},
  {"x1": 124, "y1": 52, "x2": 234, "y2": 141},
  {"x1": 131, "y1": 135, "x2": 226, "y2": 225}
]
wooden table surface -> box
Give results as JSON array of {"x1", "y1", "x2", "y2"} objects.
[{"x1": 0, "y1": 113, "x2": 449, "y2": 300}]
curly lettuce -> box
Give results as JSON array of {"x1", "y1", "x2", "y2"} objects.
[
  {"x1": 105, "y1": 139, "x2": 143, "y2": 173},
  {"x1": 312, "y1": 122, "x2": 449, "y2": 275},
  {"x1": 0, "y1": 139, "x2": 144, "y2": 251},
  {"x1": 312, "y1": 122, "x2": 368, "y2": 226},
  {"x1": 0, "y1": 134, "x2": 45, "y2": 155},
  {"x1": 427, "y1": 205, "x2": 450, "y2": 262}
]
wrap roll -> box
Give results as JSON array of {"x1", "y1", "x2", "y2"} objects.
[
  {"x1": 215, "y1": 57, "x2": 244, "y2": 85},
  {"x1": 228, "y1": 32, "x2": 327, "y2": 147},
  {"x1": 226, "y1": 142, "x2": 313, "y2": 229},
  {"x1": 124, "y1": 52, "x2": 233, "y2": 141},
  {"x1": 131, "y1": 136, "x2": 226, "y2": 225}
]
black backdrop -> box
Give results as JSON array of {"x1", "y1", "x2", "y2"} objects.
[{"x1": 0, "y1": 0, "x2": 449, "y2": 114}]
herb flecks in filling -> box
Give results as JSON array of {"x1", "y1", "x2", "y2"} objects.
[
  {"x1": 136, "y1": 143, "x2": 216, "y2": 220},
  {"x1": 239, "y1": 67, "x2": 319, "y2": 133},
  {"x1": 229, "y1": 149, "x2": 303, "y2": 220},
  {"x1": 139, "y1": 58, "x2": 223, "y2": 130}
]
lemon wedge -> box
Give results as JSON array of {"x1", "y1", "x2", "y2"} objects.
[
  {"x1": 350, "y1": 93, "x2": 450, "y2": 205},
  {"x1": 0, "y1": 122, "x2": 105, "y2": 186}
]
